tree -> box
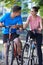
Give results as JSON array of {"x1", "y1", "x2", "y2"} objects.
[
  {"x1": 0, "y1": 0, "x2": 21, "y2": 8},
  {"x1": 32, "y1": 0, "x2": 43, "y2": 18}
]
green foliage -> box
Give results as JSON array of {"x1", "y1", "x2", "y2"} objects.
[
  {"x1": 15, "y1": 2, "x2": 21, "y2": 6},
  {"x1": 0, "y1": 0, "x2": 43, "y2": 17},
  {"x1": 39, "y1": 6, "x2": 43, "y2": 18},
  {"x1": 5, "y1": 1, "x2": 21, "y2": 8},
  {"x1": 39, "y1": 0, "x2": 43, "y2": 6},
  {"x1": 32, "y1": 0, "x2": 43, "y2": 6},
  {"x1": 22, "y1": 8, "x2": 30, "y2": 13},
  {"x1": 0, "y1": 0, "x2": 4, "y2": 2},
  {"x1": 4, "y1": 0, "x2": 16, "y2": 3},
  {"x1": 4, "y1": 0, "x2": 16, "y2": 7},
  {"x1": 32, "y1": 0, "x2": 39, "y2": 4},
  {"x1": 0, "y1": 0, "x2": 19, "y2": 7},
  {"x1": 32, "y1": 0, "x2": 43, "y2": 17}
]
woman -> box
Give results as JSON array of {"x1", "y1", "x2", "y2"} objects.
[{"x1": 23, "y1": 6, "x2": 42, "y2": 65}]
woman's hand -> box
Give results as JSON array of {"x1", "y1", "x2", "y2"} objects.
[{"x1": 38, "y1": 28, "x2": 42, "y2": 31}]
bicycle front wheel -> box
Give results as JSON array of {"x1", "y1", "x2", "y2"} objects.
[
  {"x1": 8, "y1": 43, "x2": 14, "y2": 65},
  {"x1": 21, "y1": 43, "x2": 29, "y2": 65},
  {"x1": 28, "y1": 47, "x2": 36, "y2": 65}
]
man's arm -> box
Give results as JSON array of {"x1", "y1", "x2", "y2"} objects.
[
  {"x1": 0, "y1": 13, "x2": 7, "y2": 27},
  {"x1": 11, "y1": 16, "x2": 23, "y2": 30},
  {"x1": 23, "y1": 16, "x2": 30, "y2": 29},
  {"x1": 38, "y1": 18, "x2": 42, "y2": 31}
]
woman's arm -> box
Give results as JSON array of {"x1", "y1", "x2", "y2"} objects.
[
  {"x1": 11, "y1": 20, "x2": 29, "y2": 29},
  {"x1": 23, "y1": 20, "x2": 29, "y2": 29},
  {"x1": 40, "y1": 18, "x2": 42, "y2": 30},
  {"x1": 38, "y1": 18, "x2": 42, "y2": 31}
]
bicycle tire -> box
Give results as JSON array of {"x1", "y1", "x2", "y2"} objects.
[
  {"x1": 28, "y1": 45, "x2": 38, "y2": 65},
  {"x1": 15, "y1": 44, "x2": 20, "y2": 65},
  {"x1": 6, "y1": 40, "x2": 13, "y2": 65},
  {"x1": 11, "y1": 41, "x2": 21, "y2": 65},
  {"x1": 28, "y1": 58, "x2": 35, "y2": 65},
  {"x1": 28, "y1": 50, "x2": 35, "y2": 65},
  {"x1": 21, "y1": 43, "x2": 29, "y2": 65},
  {"x1": 6, "y1": 44, "x2": 10, "y2": 65},
  {"x1": 10, "y1": 41, "x2": 15, "y2": 65},
  {"x1": 33, "y1": 48, "x2": 39, "y2": 65},
  {"x1": 16, "y1": 42, "x2": 22, "y2": 65}
]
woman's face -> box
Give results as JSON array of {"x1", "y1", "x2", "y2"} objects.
[{"x1": 31, "y1": 8, "x2": 37, "y2": 16}]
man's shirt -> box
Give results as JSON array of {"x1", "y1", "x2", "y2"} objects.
[{"x1": 0, "y1": 13, "x2": 23, "y2": 34}]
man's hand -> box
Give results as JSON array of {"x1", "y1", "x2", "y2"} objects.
[
  {"x1": 11, "y1": 25, "x2": 23, "y2": 29},
  {"x1": 11, "y1": 25, "x2": 16, "y2": 29},
  {"x1": 0, "y1": 23, "x2": 3, "y2": 27}
]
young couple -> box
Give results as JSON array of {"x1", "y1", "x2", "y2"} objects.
[{"x1": 0, "y1": 5, "x2": 42, "y2": 65}]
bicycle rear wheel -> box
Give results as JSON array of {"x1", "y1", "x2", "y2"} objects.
[
  {"x1": 11, "y1": 41, "x2": 21, "y2": 65},
  {"x1": 33, "y1": 47, "x2": 39, "y2": 65},
  {"x1": 28, "y1": 49, "x2": 35, "y2": 65},
  {"x1": 28, "y1": 46, "x2": 38, "y2": 65},
  {"x1": 21, "y1": 43, "x2": 29, "y2": 65},
  {"x1": 28, "y1": 58, "x2": 35, "y2": 65}
]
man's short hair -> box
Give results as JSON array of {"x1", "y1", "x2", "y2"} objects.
[{"x1": 12, "y1": 6, "x2": 21, "y2": 12}]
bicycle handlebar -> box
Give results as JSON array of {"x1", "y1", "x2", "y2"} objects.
[
  {"x1": 0, "y1": 25, "x2": 11, "y2": 28},
  {"x1": 0, "y1": 25, "x2": 19, "y2": 30},
  {"x1": 23, "y1": 29, "x2": 33, "y2": 33},
  {"x1": 23, "y1": 28, "x2": 43, "y2": 33}
]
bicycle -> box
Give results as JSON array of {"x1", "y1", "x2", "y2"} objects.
[
  {"x1": 0, "y1": 25, "x2": 22, "y2": 65},
  {"x1": 21, "y1": 29, "x2": 38, "y2": 65}
]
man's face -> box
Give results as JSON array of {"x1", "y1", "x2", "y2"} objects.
[{"x1": 13, "y1": 10, "x2": 21, "y2": 17}]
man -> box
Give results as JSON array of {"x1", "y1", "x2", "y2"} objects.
[{"x1": 0, "y1": 5, "x2": 23, "y2": 65}]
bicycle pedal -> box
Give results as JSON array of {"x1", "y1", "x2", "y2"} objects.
[{"x1": 18, "y1": 59, "x2": 21, "y2": 64}]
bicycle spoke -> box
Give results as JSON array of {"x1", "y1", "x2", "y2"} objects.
[{"x1": 21, "y1": 44, "x2": 29, "y2": 65}]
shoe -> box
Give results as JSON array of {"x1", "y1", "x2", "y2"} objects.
[{"x1": 18, "y1": 55, "x2": 21, "y2": 63}]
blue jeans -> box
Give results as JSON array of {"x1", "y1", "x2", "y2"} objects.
[
  {"x1": 29, "y1": 31, "x2": 42, "y2": 65},
  {"x1": 36, "y1": 33, "x2": 42, "y2": 65}
]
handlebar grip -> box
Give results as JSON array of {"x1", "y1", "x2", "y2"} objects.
[
  {"x1": 0, "y1": 25, "x2": 5, "y2": 27},
  {"x1": 0, "y1": 25, "x2": 11, "y2": 28},
  {"x1": 23, "y1": 29, "x2": 31, "y2": 32}
]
